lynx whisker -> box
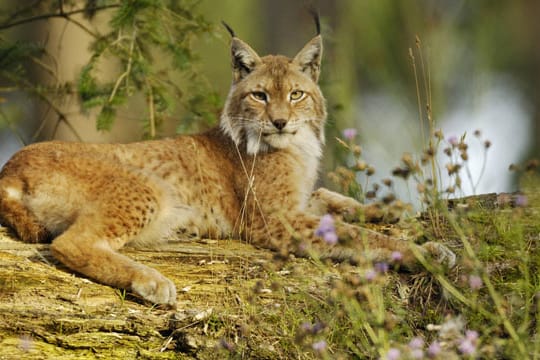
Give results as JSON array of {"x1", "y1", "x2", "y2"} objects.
[{"x1": 232, "y1": 128, "x2": 270, "y2": 242}]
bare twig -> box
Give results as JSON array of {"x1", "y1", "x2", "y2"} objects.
[
  {"x1": 63, "y1": 13, "x2": 100, "y2": 38},
  {"x1": 31, "y1": 103, "x2": 52, "y2": 142},
  {"x1": 109, "y1": 27, "x2": 137, "y2": 103},
  {"x1": 147, "y1": 83, "x2": 156, "y2": 138},
  {"x1": 25, "y1": 84, "x2": 83, "y2": 141},
  {"x1": 0, "y1": 4, "x2": 120, "y2": 31},
  {"x1": 0, "y1": 107, "x2": 26, "y2": 146}
]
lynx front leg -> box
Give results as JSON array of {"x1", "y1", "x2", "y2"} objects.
[
  {"x1": 50, "y1": 218, "x2": 177, "y2": 307},
  {"x1": 307, "y1": 188, "x2": 385, "y2": 222},
  {"x1": 249, "y1": 212, "x2": 455, "y2": 269},
  {"x1": 334, "y1": 223, "x2": 456, "y2": 269}
]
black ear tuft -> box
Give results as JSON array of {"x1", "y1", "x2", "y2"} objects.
[
  {"x1": 308, "y1": 7, "x2": 321, "y2": 35},
  {"x1": 222, "y1": 21, "x2": 236, "y2": 38}
]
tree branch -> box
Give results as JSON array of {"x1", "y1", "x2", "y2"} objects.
[{"x1": 0, "y1": 4, "x2": 120, "y2": 31}]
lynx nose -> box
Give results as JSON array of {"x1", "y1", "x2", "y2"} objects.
[{"x1": 272, "y1": 119, "x2": 287, "y2": 130}]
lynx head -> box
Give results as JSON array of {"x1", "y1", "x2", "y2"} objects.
[{"x1": 220, "y1": 23, "x2": 327, "y2": 157}]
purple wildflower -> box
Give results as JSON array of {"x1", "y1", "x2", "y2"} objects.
[
  {"x1": 465, "y1": 330, "x2": 479, "y2": 342},
  {"x1": 374, "y1": 262, "x2": 389, "y2": 273},
  {"x1": 323, "y1": 231, "x2": 338, "y2": 245},
  {"x1": 458, "y1": 339, "x2": 476, "y2": 355},
  {"x1": 410, "y1": 349, "x2": 424, "y2": 359},
  {"x1": 408, "y1": 337, "x2": 424, "y2": 359},
  {"x1": 365, "y1": 269, "x2": 377, "y2": 281},
  {"x1": 447, "y1": 135, "x2": 458, "y2": 146},
  {"x1": 458, "y1": 330, "x2": 478, "y2": 355},
  {"x1": 219, "y1": 338, "x2": 235, "y2": 351},
  {"x1": 427, "y1": 341, "x2": 441, "y2": 358},
  {"x1": 315, "y1": 214, "x2": 334, "y2": 235},
  {"x1": 343, "y1": 128, "x2": 357, "y2": 140},
  {"x1": 386, "y1": 348, "x2": 401, "y2": 360},
  {"x1": 300, "y1": 321, "x2": 325, "y2": 334},
  {"x1": 315, "y1": 214, "x2": 338, "y2": 245},
  {"x1": 312, "y1": 340, "x2": 327, "y2": 352},
  {"x1": 409, "y1": 337, "x2": 424, "y2": 349},
  {"x1": 312, "y1": 322, "x2": 325, "y2": 333},
  {"x1": 468, "y1": 275, "x2": 483, "y2": 290},
  {"x1": 391, "y1": 251, "x2": 403, "y2": 262},
  {"x1": 515, "y1": 194, "x2": 528, "y2": 207}
]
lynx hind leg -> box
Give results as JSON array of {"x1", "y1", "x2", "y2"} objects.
[
  {"x1": 0, "y1": 177, "x2": 50, "y2": 243},
  {"x1": 49, "y1": 178, "x2": 177, "y2": 306},
  {"x1": 307, "y1": 188, "x2": 384, "y2": 223}
]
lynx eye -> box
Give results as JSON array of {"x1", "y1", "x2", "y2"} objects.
[
  {"x1": 290, "y1": 90, "x2": 304, "y2": 101},
  {"x1": 251, "y1": 91, "x2": 268, "y2": 102}
]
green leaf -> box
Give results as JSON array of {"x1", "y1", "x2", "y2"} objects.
[
  {"x1": 96, "y1": 105, "x2": 116, "y2": 131},
  {"x1": 0, "y1": 40, "x2": 44, "y2": 76},
  {"x1": 110, "y1": 0, "x2": 157, "y2": 28},
  {"x1": 78, "y1": 63, "x2": 99, "y2": 102}
]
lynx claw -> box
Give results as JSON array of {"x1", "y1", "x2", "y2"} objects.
[
  {"x1": 421, "y1": 241, "x2": 456, "y2": 269},
  {"x1": 131, "y1": 266, "x2": 177, "y2": 307}
]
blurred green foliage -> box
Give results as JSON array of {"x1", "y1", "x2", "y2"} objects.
[
  {"x1": 0, "y1": 0, "x2": 220, "y2": 139},
  {"x1": 79, "y1": 0, "x2": 217, "y2": 136}
]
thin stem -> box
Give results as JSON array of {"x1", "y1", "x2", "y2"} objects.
[
  {"x1": 108, "y1": 27, "x2": 137, "y2": 103},
  {"x1": 30, "y1": 55, "x2": 59, "y2": 83},
  {"x1": 417, "y1": 41, "x2": 439, "y2": 198},
  {"x1": 147, "y1": 83, "x2": 155, "y2": 138},
  {"x1": 32, "y1": 89, "x2": 82, "y2": 141},
  {"x1": 416, "y1": 36, "x2": 431, "y2": 135},
  {"x1": 31, "y1": 103, "x2": 52, "y2": 142},
  {"x1": 63, "y1": 13, "x2": 100, "y2": 38},
  {"x1": 464, "y1": 161, "x2": 476, "y2": 195},
  {"x1": 473, "y1": 147, "x2": 489, "y2": 192},
  {"x1": 10, "y1": 75, "x2": 82, "y2": 141},
  {"x1": 409, "y1": 48, "x2": 425, "y2": 149}
]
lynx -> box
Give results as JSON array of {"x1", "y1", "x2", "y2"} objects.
[{"x1": 0, "y1": 21, "x2": 454, "y2": 306}]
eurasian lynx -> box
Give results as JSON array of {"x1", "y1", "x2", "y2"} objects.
[{"x1": 0, "y1": 21, "x2": 454, "y2": 306}]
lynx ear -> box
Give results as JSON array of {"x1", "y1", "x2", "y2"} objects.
[
  {"x1": 230, "y1": 38, "x2": 262, "y2": 82},
  {"x1": 293, "y1": 35, "x2": 323, "y2": 82}
]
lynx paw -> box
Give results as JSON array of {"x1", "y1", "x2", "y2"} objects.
[
  {"x1": 131, "y1": 266, "x2": 177, "y2": 307},
  {"x1": 421, "y1": 241, "x2": 456, "y2": 268}
]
